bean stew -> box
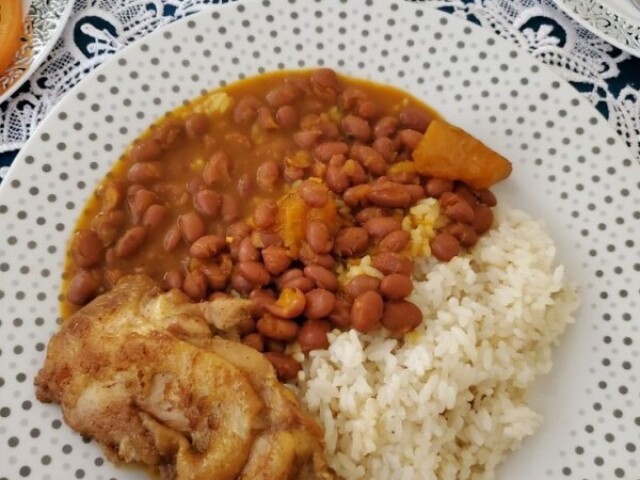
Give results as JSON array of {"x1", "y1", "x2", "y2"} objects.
[{"x1": 61, "y1": 69, "x2": 510, "y2": 380}]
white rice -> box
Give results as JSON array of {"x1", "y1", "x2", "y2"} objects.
[{"x1": 296, "y1": 206, "x2": 579, "y2": 480}]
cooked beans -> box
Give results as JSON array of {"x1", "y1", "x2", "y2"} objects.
[
  {"x1": 474, "y1": 188, "x2": 497, "y2": 207},
  {"x1": 257, "y1": 107, "x2": 279, "y2": 130},
  {"x1": 257, "y1": 314, "x2": 299, "y2": 340},
  {"x1": 251, "y1": 230, "x2": 284, "y2": 249},
  {"x1": 424, "y1": 178, "x2": 454, "y2": 198},
  {"x1": 115, "y1": 226, "x2": 147, "y2": 258},
  {"x1": 236, "y1": 173, "x2": 254, "y2": 199},
  {"x1": 342, "y1": 159, "x2": 368, "y2": 185},
  {"x1": 129, "y1": 139, "x2": 161, "y2": 163},
  {"x1": 63, "y1": 68, "x2": 501, "y2": 364},
  {"x1": 396, "y1": 129, "x2": 423, "y2": 150},
  {"x1": 443, "y1": 196, "x2": 475, "y2": 224},
  {"x1": 129, "y1": 188, "x2": 157, "y2": 224},
  {"x1": 277, "y1": 268, "x2": 303, "y2": 290},
  {"x1": 472, "y1": 205, "x2": 494, "y2": 234},
  {"x1": 340, "y1": 87, "x2": 367, "y2": 109},
  {"x1": 430, "y1": 232, "x2": 461, "y2": 261},
  {"x1": 127, "y1": 161, "x2": 162, "y2": 184},
  {"x1": 373, "y1": 116, "x2": 399, "y2": 138},
  {"x1": 254, "y1": 199, "x2": 278, "y2": 229},
  {"x1": 356, "y1": 100, "x2": 381, "y2": 120},
  {"x1": 314, "y1": 141, "x2": 349, "y2": 162},
  {"x1": 266, "y1": 287, "x2": 306, "y2": 318},
  {"x1": 304, "y1": 289, "x2": 336, "y2": 319},
  {"x1": 233, "y1": 95, "x2": 261, "y2": 124},
  {"x1": 399, "y1": 106, "x2": 431, "y2": 132},
  {"x1": 306, "y1": 219, "x2": 333, "y2": 254},
  {"x1": 333, "y1": 227, "x2": 369, "y2": 256},
  {"x1": 350, "y1": 144, "x2": 386, "y2": 176},
  {"x1": 298, "y1": 179, "x2": 329, "y2": 207},
  {"x1": 231, "y1": 270, "x2": 254, "y2": 293},
  {"x1": 152, "y1": 120, "x2": 183, "y2": 149},
  {"x1": 256, "y1": 160, "x2": 280, "y2": 191},
  {"x1": 190, "y1": 235, "x2": 226, "y2": 259},
  {"x1": 355, "y1": 207, "x2": 385, "y2": 225},
  {"x1": 364, "y1": 217, "x2": 402, "y2": 238},
  {"x1": 178, "y1": 212, "x2": 205, "y2": 243},
  {"x1": 264, "y1": 352, "x2": 301, "y2": 381},
  {"x1": 185, "y1": 113, "x2": 208, "y2": 139},
  {"x1": 71, "y1": 229, "x2": 104, "y2": 268},
  {"x1": 92, "y1": 210, "x2": 126, "y2": 247},
  {"x1": 379, "y1": 229, "x2": 411, "y2": 252},
  {"x1": 297, "y1": 319, "x2": 331, "y2": 352},
  {"x1": 368, "y1": 182, "x2": 412, "y2": 208},
  {"x1": 299, "y1": 247, "x2": 335, "y2": 270},
  {"x1": 248, "y1": 288, "x2": 276, "y2": 318},
  {"x1": 441, "y1": 223, "x2": 479, "y2": 247},
  {"x1": 343, "y1": 184, "x2": 371, "y2": 207},
  {"x1": 303, "y1": 264, "x2": 338, "y2": 291},
  {"x1": 237, "y1": 237, "x2": 259, "y2": 262},
  {"x1": 142, "y1": 204, "x2": 167, "y2": 230},
  {"x1": 66, "y1": 270, "x2": 101, "y2": 305},
  {"x1": 324, "y1": 164, "x2": 349, "y2": 193},
  {"x1": 351, "y1": 290, "x2": 383, "y2": 333},
  {"x1": 380, "y1": 274, "x2": 413, "y2": 299},
  {"x1": 266, "y1": 83, "x2": 299, "y2": 107},
  {"x1": 203, "y1": 152, "x2": 232, "y2": 185},
  {"x1": 281, "y1": 275, "x2": 315, "y2": 293},
  {"x1": 344, "y1": 275, "x2": 380, "y2": 299},
  {"x1": 163, "y1": 225, "x2": 182, "y2": 252},
  {"x1": 372, "y1": 252, "x2": 413, "y2": 276},
  {"x1": 342, "y1": 115, "x2": 371, "y2": 142},
  {"x1": 242, "y1": 333, "x2": 264, "y2": 352},
  {"x1": 293, "y1": 129, "x2": 322, "y2": 149},
  {"x1": 381, "y1": 300, "x2": 422, "y2": 334},
  {"x1": 201, "y1": 263, "x2": 231, "y2": 291},
  {"x1": 453, "y1": 185, "x2": 478, "y2": 206},
  {"x1": 275, "y1": 105, "x2": 298, "y2": 128},
  {"x1": 163, "y1": 270, "x2": 184, "y2": 290},
  {"x1": 183, "y1": 270, "x2": 208, "y2": 301},
  {"x1": 193, "y1": 189, "x2": 222, "y2": 218},
  {"x1": 238, "y1": 261, "x2": 270, "y2": 287},
  {"x1": 261, "y1": 245, "x2": 291, "y2": 275},
  {"x1": 236, "y1": 310, "x2": 257, "y2": 335},
  {"x1": 221, "y1": 194, "x2": 241, "y2": 224},
  {"x1": 372, "y1": 137, "x2": 396, "y2": 162}
]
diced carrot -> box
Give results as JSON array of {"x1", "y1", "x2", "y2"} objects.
[
  {"x1": 412, "y1": 119, "x2": 512, "y2": 189},
  {"x1": 276, "y1": 188, "x2": 338, "y2": 254}
]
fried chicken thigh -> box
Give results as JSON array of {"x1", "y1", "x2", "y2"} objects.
[{"x1": 35, "y1": 275, "x2": 337, "y2": 480}]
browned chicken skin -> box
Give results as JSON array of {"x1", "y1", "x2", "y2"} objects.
[{"x1": 35, "y1": 275, "x2": 337, "y2": 480}]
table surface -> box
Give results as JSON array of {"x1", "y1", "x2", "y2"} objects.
[{"x1": 1, "y1": 0, "x2": 639, "y2": 183}]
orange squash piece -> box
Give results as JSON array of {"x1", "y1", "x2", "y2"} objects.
[
  {"x1": 0, "y1": 0, "x2": 24, "y2": 76},
  {"x1": 276, "y1": 188, "x2": 338, "y2": 255},
  {"x1": 412, "y1": 118, "x2": 512, "y2": 189}
]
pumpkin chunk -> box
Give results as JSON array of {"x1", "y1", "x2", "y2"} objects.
[{"x1": 412, "y1": 118, "x2": 512, "y2": 189}]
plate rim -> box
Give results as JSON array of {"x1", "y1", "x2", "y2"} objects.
[
  {"x1": 0, "y1": 0, "x2": 76, "y2": 105},
  {"x1": 552, "y1": 0, "x2": 640, "y2": 56}
]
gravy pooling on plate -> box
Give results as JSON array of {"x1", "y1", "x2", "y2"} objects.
[{"x1": 61, "y1": 68, "x2": 511, "y2": 378}]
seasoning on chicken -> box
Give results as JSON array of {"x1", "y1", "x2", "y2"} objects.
[{"x1": 35, "y1": 275, "x2": 337, "y2": 480}]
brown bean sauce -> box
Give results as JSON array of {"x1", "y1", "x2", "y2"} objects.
[{"x1": 61, "y1": 68, "x2": 499, "y2": 361}]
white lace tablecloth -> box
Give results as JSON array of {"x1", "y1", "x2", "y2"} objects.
[{"x1": 1, "y1": 0, "x2": 639, "y2": 182}]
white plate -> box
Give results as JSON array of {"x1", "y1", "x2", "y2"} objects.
[
  {"x1": 0, "y1": 0, "x2": 74, "y2": 105},
  {"x1": 553, "y1": 0, "x2": 640, "y2": 56},
  {"x1": 0, "y1": 1, "x2": 638, "y2": 479}
]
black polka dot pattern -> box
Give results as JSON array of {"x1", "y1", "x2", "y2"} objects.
[{"x1": 0, "y1": 2, "x2": 637, "y2": 479}]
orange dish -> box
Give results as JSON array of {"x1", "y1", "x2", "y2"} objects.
[{"x1": 0, "y1": 0, "x2": 24, "y2": 75}]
